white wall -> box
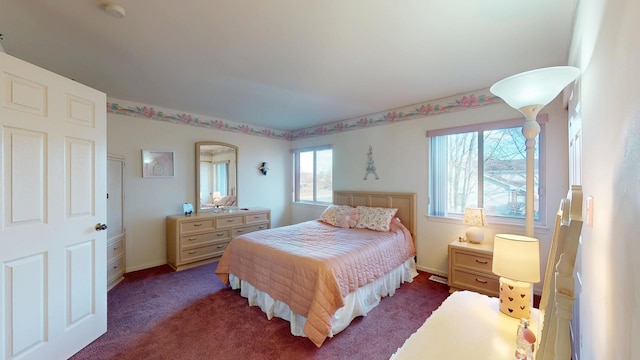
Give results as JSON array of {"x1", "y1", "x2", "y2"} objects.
[
  {"x1": 570, "y1": 0, "x2": 640, "y2": 358},
  {"x1": 108, "y1": 113, "x2": 291, "y2": 271},
  {"x1": 292, "y1": 96, "x2": 570, "y2": 284}
]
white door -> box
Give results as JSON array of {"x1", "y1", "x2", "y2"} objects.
[
  {"x1": 107, "y1": 154, "x2": 125, "y2": 290},
  {"x1": 567, "y1": 81, "x2": 582, "y2": 360},
  {"x1": 0, "y1": 53, "x2": 107, "y2": 359}
]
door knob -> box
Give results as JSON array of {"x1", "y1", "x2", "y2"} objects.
[{"x1": 95, "y1": 223, "x2": 108, "y2": 231}]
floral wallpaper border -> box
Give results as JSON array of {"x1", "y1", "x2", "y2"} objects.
[{"x1": 107, "y1": 90, "x2": 502, "y2": 141}]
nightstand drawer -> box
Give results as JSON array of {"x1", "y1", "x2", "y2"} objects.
[
  {"x1": 450, "y1": 268, "x2": 499, "y2": 295},
  {"x1": 452, "y1": 251, "x2": 493, "y2": 273}
]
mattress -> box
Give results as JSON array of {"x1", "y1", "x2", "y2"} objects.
[{"x1": 216, "y1": 218, "x2": 416, "y2": 346}]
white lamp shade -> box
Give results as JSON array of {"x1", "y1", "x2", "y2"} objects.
[
  {"x1": 490, "y1": 66, "x2": 580, "y2": 110},
  {"x1": 492, "y1": 234, "x2": 540, "y2": 283}
]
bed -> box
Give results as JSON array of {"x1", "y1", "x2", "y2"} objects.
[
  {"x1": 390, "y1": 185, "x2": 584, "y2": 359},
  {"x1": 215, "y1": 191, "x2": 417, "y2": 347}
]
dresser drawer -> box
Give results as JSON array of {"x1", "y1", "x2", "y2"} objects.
[
  {"x1": 451, "y1": 250, "x2": 493, "y2": 273},
  {"x1": 180, "y1": 242, "x2": 229, "y2": 262},
  {"x1": 232, "y1": 223, "x2": 268, "y2": 237},
  {"x1": 215, "y1": 215, "x2": 244, "y2": 229},
  {"x1": 107, "y1": 256, "x2": 125, "y2": 282},
  {"x1": 181, "y1": 219, "x2": 215, "y2": 233},
  {"x1": 181, "y1": 230, "x2": 231, "y2": 248},
  {"x1": 450, "y1": 268, "x2": 499, "y2": 295},
  {"x1": 107, "y1": 238, "x2": 125, "y2": 262},
  {"x1": 245, "y1": 212, "x2": 269, "y2": 224}
]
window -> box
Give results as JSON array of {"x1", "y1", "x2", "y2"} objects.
[
  {"x1": 212, "y1": 161, "x2": 229, "y2": 195},
  {"x1": 293, "y1": 146, "x2": 333, "y2": 204},
  {"x1": 428, "y1": 117, "x2": 546, "y2": 224}
]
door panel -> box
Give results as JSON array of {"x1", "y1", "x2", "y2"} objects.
[
  {"x1": 4, "y1": 127, "x2": 46, "y2": 225},
  {"x1": 4, "y1": 254, "x2": 47, "y2": 356},
  {"x1": 67, "y1": 138, "x2": 94, "y2": 217},
  {"x1": 1, "y1": 52, "x2": 106, "y2": 360}
]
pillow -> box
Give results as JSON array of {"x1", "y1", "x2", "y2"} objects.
[
  {"x1": 319, "y1": 205, "x2": 353, "y2": 227},
  {"x1": 336, "y1": 207, "x2": 359, "y2": 228},
  {"x1": 355, "y1": 206, "x2": 398, "y2": 232}
]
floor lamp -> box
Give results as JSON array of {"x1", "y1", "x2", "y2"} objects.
[{"x1": 490, "y1": 66, "x2": 580, "y2": 237}]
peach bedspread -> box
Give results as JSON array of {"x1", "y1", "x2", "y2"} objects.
[{"x1": 215, "y1": 219, "x2": 415, "y2": 347}]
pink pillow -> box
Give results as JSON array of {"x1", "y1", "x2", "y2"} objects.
[
  {"x1": 336, "y1": 208, "x2": 359, "y2": 228},
  {"x1": 355, "y1": 206, "x2": 398, "y2": 232},
  {"x1": 320, "y1": 205, "x2": 353, "y2": 226}
]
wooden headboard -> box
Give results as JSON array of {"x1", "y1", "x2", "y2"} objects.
[{"x1": 333, "y1": 191, "x2": 417, "y2": 240}]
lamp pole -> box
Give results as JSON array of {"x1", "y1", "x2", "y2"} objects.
[{"x1": 518, "y1": 105, "x2": 543, "y2": 237}]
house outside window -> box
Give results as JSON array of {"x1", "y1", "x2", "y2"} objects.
[
  {"x1": 428, "y1": 116, "x2": 547, "y2": 225},
  {"x1": 293, "y1": 145, "x2": 333, "y2": 204}
]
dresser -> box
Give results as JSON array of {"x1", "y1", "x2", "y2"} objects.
[
  {"x1": 107, "y1": 234, "x2": 126, "y2": 290},
  {"x1": 448, "y1": 240, "x2": 499, "y2": 297},
  {"x1": 166, "y1": 208, "x2": 270, "y2": 271}
]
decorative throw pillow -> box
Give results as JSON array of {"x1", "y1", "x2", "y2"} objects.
[
  {"x1": 319, "y1": 205, "x2": 353, "y2": 227},
  {"x1": 355, "y1": 206, "x2": 398, "y2": 232},
  {"x1": 336, "y1": 207, "x2": 359, "y2": 228}
]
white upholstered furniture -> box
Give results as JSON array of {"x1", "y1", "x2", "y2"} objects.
[{"x1": 391, "y1": 185, "x2": 583, "y2": 360}]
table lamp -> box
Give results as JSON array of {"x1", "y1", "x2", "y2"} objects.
[
  {"x1": 492, "y1": 234, "x2": 540, "y2": 319},
  {"x1": 464, "y1": 208, "x2": 487, "y2": 244}
]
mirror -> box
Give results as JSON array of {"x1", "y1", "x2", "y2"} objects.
[{"x1": 196, "y1": 142, "x2": 238, "y2": 213}]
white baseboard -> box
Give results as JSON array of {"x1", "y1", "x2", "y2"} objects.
[
  {"x1": 416, "y1": 265, "x2": 448, "y2": 278},
  {"x1": 125, "y1": 260, "x2": 169, "y2": 273}
]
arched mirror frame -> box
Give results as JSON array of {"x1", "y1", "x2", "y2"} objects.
[{"x1": 195, "y1": 141, "x2": 238, "y2": 213}]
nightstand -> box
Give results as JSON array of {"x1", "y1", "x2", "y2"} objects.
[{"x1": 448, "y1": 240, "x2": 499, "y2": 297}]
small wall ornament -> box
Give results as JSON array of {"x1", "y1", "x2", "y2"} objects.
[
  {"x1": 364, "y1": 145, "x2": 379, "y2": 180},
  {"x1": 259, "y1": 162, "x2": 269, "y2": 175}
]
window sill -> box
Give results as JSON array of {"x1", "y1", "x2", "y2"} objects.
[
  {"x1": 292, "y1": 201, "x2": 331, "y2": 208},
  {"x1": 426, "y1": 215, "x2": 550, "y2": 235}
]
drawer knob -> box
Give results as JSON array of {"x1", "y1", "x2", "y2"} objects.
[
  {"x1": 475, "y1": 259, "x2": 488, "y2": 264},
  {"x1": 217, "y1": 245, "x2": 224, "y2": 249},
  {"x1": 258, "y1": 226, "x2": 265, "y2": 229},
  {"x1": 217, "y1": 233, "x2": 225, "y2": 236},
  {"x1": 188, "y1": 250, "x2": 197, "y2": 254},
  {"x1": 188, "y1": 237, "x2": 197, "y2": 241},
  {"x1": 237, "y1": 229, "x2": 244, "y2": 233},
  {"x1": 227, "y1": 219, "x2": 235, "y2": 222},
  {"x1": 193, "y1": 223, "x2": 202, "y2": 227},
  {"x1": 475, "y1": 278, "x2": 488, "y2": 284}
]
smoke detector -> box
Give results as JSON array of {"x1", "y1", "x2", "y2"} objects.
[{"x1": 103, "y1": 2, "x2": 126, "y2": 18}]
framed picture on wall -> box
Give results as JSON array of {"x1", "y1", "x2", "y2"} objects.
[{"x1": 142, "y1": 150, "x2": 175, "y2": 178}]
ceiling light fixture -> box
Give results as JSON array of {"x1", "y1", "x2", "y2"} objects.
[{"x1": 103, "y1": 2, "x2": 126, "y2": 18}]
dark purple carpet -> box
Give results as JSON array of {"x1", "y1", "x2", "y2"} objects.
[{"x1": 71, "y1": 263, "x2": 450, "y2": 360}]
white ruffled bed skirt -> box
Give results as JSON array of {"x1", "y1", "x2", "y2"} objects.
[{"x1": 229, "y1": 258, "x2": 418, "y2": 339}]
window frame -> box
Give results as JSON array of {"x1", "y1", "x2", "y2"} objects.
[
  {"x1": 292, "y1": 145, "x2": 333, "y2": 205},
  {"x1": 427, "y1": 115, "x2": 548, "y2": 227}
]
